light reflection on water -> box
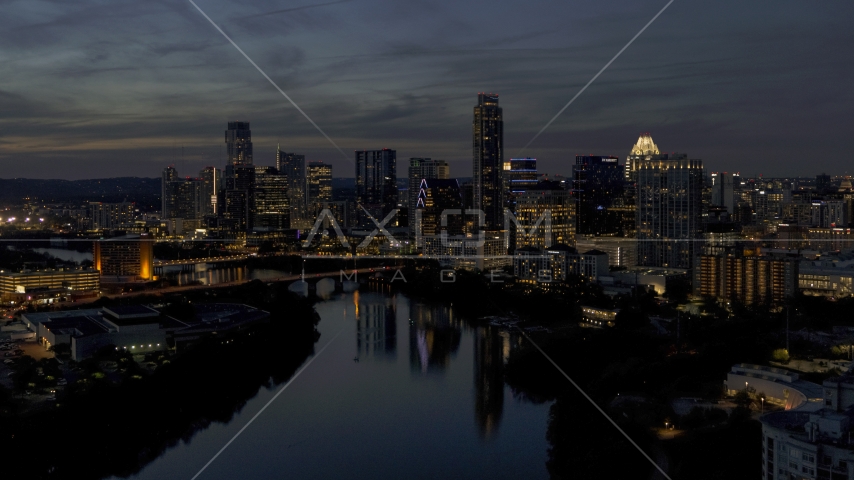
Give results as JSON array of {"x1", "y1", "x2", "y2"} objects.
[{"x1": 117, "y1": 292, "x2": 551, "y2": 480}]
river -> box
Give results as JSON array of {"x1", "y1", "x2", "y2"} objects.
[{"x1": 113, "y1": 291, "x2": 552, "y2": 479}]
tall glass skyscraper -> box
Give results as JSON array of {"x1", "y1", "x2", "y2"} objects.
[
  {"x1": 225, "y1": 121, "x2": 253, "y2": 165},
  {"x1": 473, "y1": 93, "x2": 504, "y2": 230},
  {"x1": 355, "y1": 149, "x2": 397, "y2": 225},
  {"x1": 636, "y1": 153, "x2": 704, "y2": 269},
  {"x1": 276, "y1": 146, "x2": 307, "y2": 228},
  {"x1": 408, "y1": 158, "x2": 450, "y2": 235},
  {"x1": 573, "y1": 155, "x2": 623, "y2": 235}
]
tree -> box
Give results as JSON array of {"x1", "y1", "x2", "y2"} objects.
[{"x1": 772, "y1": 348, "x2": 790, "y2": 364}]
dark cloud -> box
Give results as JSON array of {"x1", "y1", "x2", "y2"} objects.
[{"x1": 0, "y1": 0, "x2": 853, "y2": 179}]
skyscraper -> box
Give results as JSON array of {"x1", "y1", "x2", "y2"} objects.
[
  {"x1": 408, "y1": 158, "x2": 450, "y2": 235},
  {"x1": 276, "y1": 146, "x2": 307, "y2": 227},
  {"x1": 514, "y1": 181, "x2": 574, "y2": 250},
  {"x1": 711, "y1": 172, "x2": 739, "y2": 214},
  {"x1": 252, "y1": 166, "x2": 289, "y2": 231},
  {"x1": 473, "y1": 93, "x2": 504, "y2": 230},
  {"x1": 414, "y1": 178, "x2": 464, "y2": 238},
  {"x1": 573, "y1": 155, "x2": 623, "y2": 235},
  {"x1": 307, "y1": 161, "x2": 333, "y2": 203},
  {"x1": 161, "y1": 166, "x2": 204, "y2": 235},
  {"x1": 355, "y1": 149, "x2": 397, "y2": 224},
  {"x1": 624, "y1": 133, "x2": 659, "y2": 182},
  {"x1": 161, "y1": 166, "x2": 178, "y2": 216},
  {"x1": 225, "y1": 121, "x2": 253, "y2": 165},
  {"x1": 636, "y1": 153, "x2": 704, "y2": 269},
  {"x1": 503, "y1": 158, "x2": 538, "y2": 196},
  {"x1": 222, "y1": 163, "x2": 255, "y2": 233}
]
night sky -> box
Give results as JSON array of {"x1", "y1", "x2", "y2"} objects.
[{"x1": 1, "y1": 0, "x2": 852, "y2": 179}]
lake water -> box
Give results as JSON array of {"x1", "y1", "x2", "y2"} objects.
[{"x1": 113, "y1": 291, "x2": 552, "y2": 480}]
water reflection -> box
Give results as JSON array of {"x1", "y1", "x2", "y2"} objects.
[
  {"x1": 409, "y1": 302, "x2": 461, "y2": 374},
  {"x1": 355, "y1": 296, "x2": 397, "y2": 361},
  {"x1": 165, "y1": 266, "x2": 289, "y2": 286},
  {"x1": 475, "y1": 326, "x2": 506, "y2": 439}
]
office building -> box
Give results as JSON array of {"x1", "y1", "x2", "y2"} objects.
[
  {"x1": 221, "y1": 163, "x2": 256, "y2": 233},
  {"x1": 408, "y1": 158, "x2": 450, "y2": 234},
  {"x1": 473, "y1": 93, "x2": 504, "y2": 230},
  {"x1": 307, "y1": 162, "x2": 332, "y2": 202},
  {"x1": 414, "y1": 178, "x2": 464, "y2": 239},
  {"x1": 575, "y1": 235, "x2": 637, "y2": 268},
  {"x1": 252, "y1": 166, "x2": 289, "y2": 231},
  {"x1": 573, "y1": 155, "x2": 623, "y2": 235},
  {"x1": 355, "y1": 149, "x2": 398, "y2": 225},
  {"x1": 636, "y1": 153, "x2": 704, "y2": 269},
  {"x1": 162, "y1": 171, "x2": 205, "y2": 235},
  {"x1": 199, "y1": 166, "x2": 222, "y2": 216},
  {"x1": 711, "y1": 172, "x2": 739, "y2": 214},
  {"x1": 161, "y1": 166, "x2": 178, "y2": 215},
  {"x1": 514, "y1": 245, "x2": 609, "y2": 285},
  {"x1": 503, "y1": 158, "x2": 538, "y2": 197},
  {"x1": 625, "y1": 133, "x2": 660, "y2": 182},
  {"x1": 514, "y1": 181, "x2": 574, "y2": 251},
  {"x1": 93, "y1": 234, "x2": 154, "y2": 281},
  {"x1": 276, "y1": 146, "x2": 308, "y2": 227},
  {"x1": 225, "y1": 121, "x2": 253, "y2": 165},
  {"x1": 89, "y1": 202, "x2": 134, "y2": 231}
]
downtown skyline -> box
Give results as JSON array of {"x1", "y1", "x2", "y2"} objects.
[{"x1": 1, "y1": 0, "x2": 853, "y2": 180}]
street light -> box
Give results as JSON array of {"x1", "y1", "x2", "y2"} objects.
[{"x1": 761, "y1": 397, "x2": 765, "y2": 414}]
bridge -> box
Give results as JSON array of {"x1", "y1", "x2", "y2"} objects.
[{"x1": 153, "y1": 255, "x2": 249, "y2": 274}]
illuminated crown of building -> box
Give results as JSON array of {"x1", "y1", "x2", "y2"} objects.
[{"x1": 630, "y1": 133, "x2": 659, "y2": 156}]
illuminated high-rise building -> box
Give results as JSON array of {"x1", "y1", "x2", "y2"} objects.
[
  {"x1": 355, "y1": 149, "x2": 397, "y2": 225},
  {"x1": 473, "y1": 93, "x2": 504, "y2": 230},
  {"x1": 503, "y1": 158, "x2": 538, "y2": 195},
  {"x1": 89, "y1": 202, "x2": 134, "y2": 231},
  {"x1": 277, "y1": 146, "x2": 307, "y2": 227},
  {"x1": 624, "y1": 133, "x2": 659, "y2": 182},
  {"x1": 408, "y1": 158, "x2": 450, "y2": 235},
  {"x1": 307, "y1": 161, "x2": 333, "y2": 203},
  {"x1": 573, "y1": 155, "x2": 623, "y2": 235},
  {"x1": 225, "y1": 121, "x2": 253, "y2": 165},
  {"x1": 636, "y1": 153, "x2": 704, "y2": 269},
  {"x1": 414, "y1": 178, "x2": 464, "y2": 239},
  {"x1": 251, "y1": 166, "x2": 289, "y2": 231},
  {"x1": 514, "y1": 181, "x2": 574, "y2": 250},
  {"x1": 93, "y1": 234, "x2": 154, "y2": 281}
]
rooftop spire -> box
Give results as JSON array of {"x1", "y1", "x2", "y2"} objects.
[{"x1": 631, "y1": 133, "x2": 659, "y2": 156}]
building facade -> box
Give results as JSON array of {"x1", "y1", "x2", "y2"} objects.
[
  {"x1": 573, "y1": 155, "x2": 623, "y2": 236},
  {"x1": 89, "y1": 202, "x2": 134, "y2": 231},
  {"x1": 473, "y1": 93, "x2": 504, "y2": 230},
  {"x1": 93, "y1": 234, "x2": 154, "y2": 280},
  {"x1": 636, "y1": 153, "x2": 704, "y2": 269},
  {"x1": 513, "y1": 181, "x2": 574, "y2": 251},
  {"x1": 276, "y1": 146, "x2": 308, "y2": 228},
  {"x1": 225, "y1": 121, "x2": 253, "y2": 165},
  {"x1": 694, "y1": 248, "x2": 798, "y2": 305},
  {"x1": 355, "y1": 149, "x2": 398, "y2": 225}
]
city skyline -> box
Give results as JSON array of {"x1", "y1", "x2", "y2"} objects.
[{"x1": 2, "y1": 1, "x2": 853, "y2": 179}]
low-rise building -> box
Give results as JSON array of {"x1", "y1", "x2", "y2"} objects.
[
  {"x1": 0, "y1": 268, "x2": 100, "y2": 302},
  {"x1": 513, "y1": 244, "x2": 609, "y2": 285}
]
